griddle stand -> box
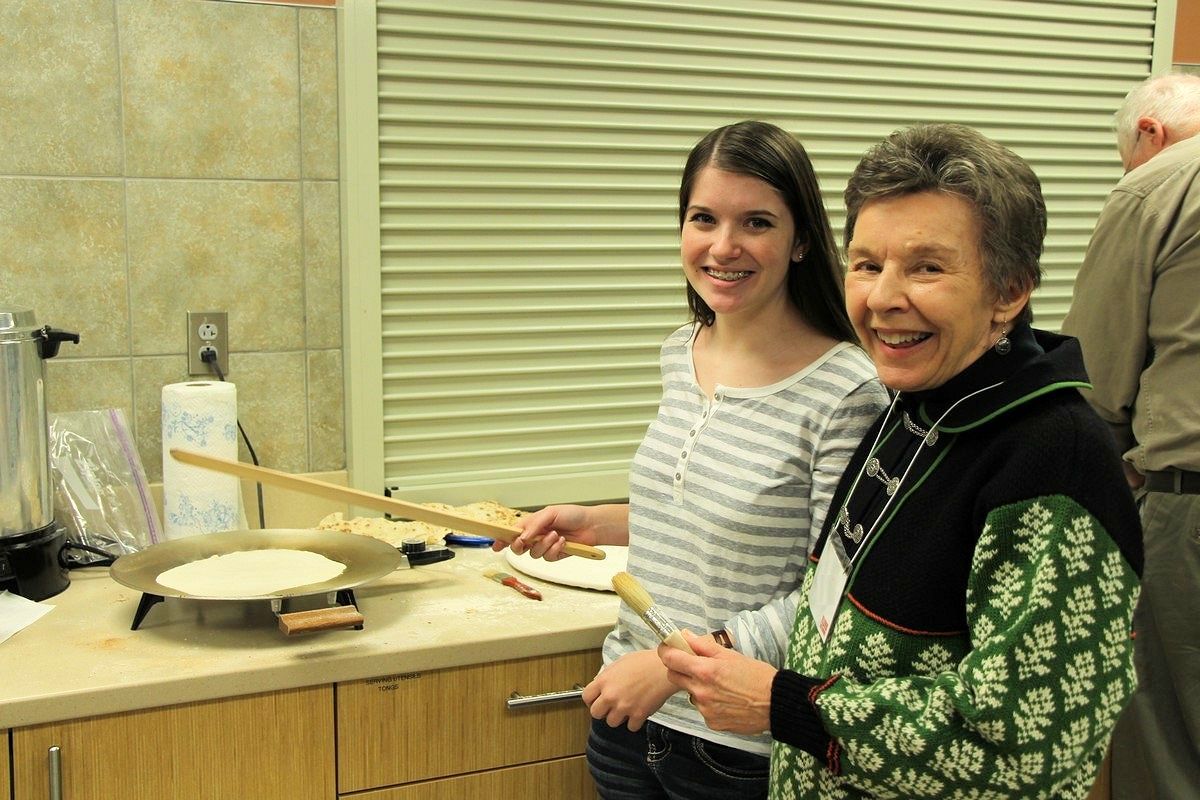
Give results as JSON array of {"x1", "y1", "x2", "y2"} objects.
[{"x1": 128, "y1": 588, "x2": 360, "y2": 631}]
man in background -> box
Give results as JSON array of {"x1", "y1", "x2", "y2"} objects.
[{"x1": 1062, "y1": 72, "x2": 1200, "y2": 799}]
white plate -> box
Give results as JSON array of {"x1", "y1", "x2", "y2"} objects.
[{"x1": 504, "y1": 545, "x2": 629, "y2": 592}]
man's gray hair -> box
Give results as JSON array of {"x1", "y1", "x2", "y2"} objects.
[{"x1": 1114, "y1": 73, "x2": 1200, "y2": 161}]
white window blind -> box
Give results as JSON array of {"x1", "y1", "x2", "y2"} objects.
[{"x1": 363, "y1": 0, "x2": 1163, "y2": 507}]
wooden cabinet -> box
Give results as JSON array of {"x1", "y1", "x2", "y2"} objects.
[
  {"x1": 7, "y1": 650, "x2": 601, "y2": 800},
  {"x1": 1, "y1": 730, "x2": 10, "y2": 799},
  {"x1": 337, "y1": 649, "x2": 602, "y2": 797},
  {"x1": 11, "y1": 686, "x2": 334, "y2": 800},
  {"x1": 350, "y1": 756, "x2": 593, "y2": 799}
]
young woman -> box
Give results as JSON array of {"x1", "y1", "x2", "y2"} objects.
[{"x1": 504, "y1": 121, "x2": 888, "y2": 799}]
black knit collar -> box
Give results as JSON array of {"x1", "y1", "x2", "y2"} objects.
[
  {"x1": 827, "y1": 323, "x2": 1089, "y2": 568},
  {"x1": 898, "y1": 323, "x2": 1089, "y2": 433}
]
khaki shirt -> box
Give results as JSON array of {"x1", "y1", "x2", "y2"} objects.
[{"x1": 1062, "y1": 134, "x2": 1200, "y2": 473}]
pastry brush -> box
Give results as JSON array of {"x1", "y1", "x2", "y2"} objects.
[
  {"x1": 611, "y1": 571, "x2": 694, "y2": 654},
  {"x1": 483, "y1": 567, "x2": 542, "y2": 600}
]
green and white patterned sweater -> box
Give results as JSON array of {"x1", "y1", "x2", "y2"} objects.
[{"x1": 768, "y1": 326, "x2": 1143, "y2": 799}]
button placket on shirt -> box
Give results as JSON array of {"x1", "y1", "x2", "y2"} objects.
[{"x1": 674, "y1": 391, "x2": 722, "y2": 502}]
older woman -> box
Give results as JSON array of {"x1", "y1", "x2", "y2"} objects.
[{"x1": 660, "y1": 124, "x2": 1143, "y2": 798}]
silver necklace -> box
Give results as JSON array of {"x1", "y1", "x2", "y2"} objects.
[{"x1": 902, "y1": 411, "x2": 938, "y2": 446}]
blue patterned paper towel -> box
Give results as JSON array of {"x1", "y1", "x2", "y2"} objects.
[{"x1": 160, "y1": 381, "x2": 246, "y2": 538}]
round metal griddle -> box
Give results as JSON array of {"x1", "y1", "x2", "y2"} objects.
[{"x1": 110, "y1": 529, "x2": 404, "y2": 601}]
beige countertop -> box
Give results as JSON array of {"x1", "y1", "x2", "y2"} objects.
[{"x1": 0, "y1": 547, "x2": 619, "y2": 729}]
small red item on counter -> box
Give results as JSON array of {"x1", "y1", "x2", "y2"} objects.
[{"x1": 484, "y1": 568, "x2": 543, "y2": 600}]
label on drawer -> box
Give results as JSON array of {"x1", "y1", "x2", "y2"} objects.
[{"x1": 367, "y1": 673, "x2": 422, "y2": 692}]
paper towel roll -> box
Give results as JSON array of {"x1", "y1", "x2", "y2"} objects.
[{"x1": 161, "y1": 381, "x2": 246, "y2": 539}]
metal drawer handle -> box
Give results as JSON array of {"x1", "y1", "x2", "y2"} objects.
[
  {"x1": 506, "y1": 684, "x2": 585, "y2": 709},
  {"x1": 49, "y1": 745, "x2": 63, "y2": 800}
]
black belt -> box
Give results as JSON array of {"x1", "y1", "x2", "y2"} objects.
[{"x1": 1143, "y1": 469, "x2": 1200, "y2": 495}]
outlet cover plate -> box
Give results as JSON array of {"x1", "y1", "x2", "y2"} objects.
[{"x1": 187, "y1": 310, "x2": 229, "y2": 376}]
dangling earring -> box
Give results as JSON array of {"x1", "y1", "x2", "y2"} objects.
[{"x1": 994, "y1": 320, "x2": 1012, "y2": 355}]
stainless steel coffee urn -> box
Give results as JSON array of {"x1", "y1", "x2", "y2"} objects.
[{"x1": 0, "y1": 308, "x2": 79, "y2": 600}]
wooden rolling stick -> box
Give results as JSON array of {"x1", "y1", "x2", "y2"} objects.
[{"x1": 169, "y1": 449, "x2": 607, "y2": 561}]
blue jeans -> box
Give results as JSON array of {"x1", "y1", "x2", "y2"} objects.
[{"x1": 586, "y1": 718, "x2": 769, "y2": 800}]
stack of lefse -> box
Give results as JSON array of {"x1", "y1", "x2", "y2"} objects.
[{"x1": 315, "y1": 500, "x2": 525, "y2": 547}]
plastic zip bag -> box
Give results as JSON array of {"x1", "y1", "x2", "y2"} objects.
[{"x1": 49, "y1": 409, "x2": 161, "y2": 566}]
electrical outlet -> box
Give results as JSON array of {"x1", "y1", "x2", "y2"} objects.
[{"x1": 187, "y1": 311, "x2": 229, "y2": 376}]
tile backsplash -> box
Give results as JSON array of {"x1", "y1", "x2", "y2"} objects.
[{"x1": 0, "y1": 0, "x2": 344, "y2": 481}]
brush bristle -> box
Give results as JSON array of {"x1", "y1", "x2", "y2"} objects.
[{"x1": 611, "y1": 571, "x2": 653, "y2": 615}]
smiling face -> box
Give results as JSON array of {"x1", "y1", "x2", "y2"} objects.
[
  {"x1": 845, "y1": 191, "x2": 1029, "y2": 393},
  {"x1": 681, "y1": 166, "x2": 805, "y2": 322}
]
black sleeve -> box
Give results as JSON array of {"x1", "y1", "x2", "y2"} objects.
[{"x1": 770, "y1": 669, "x2": 833, "y2": 760}]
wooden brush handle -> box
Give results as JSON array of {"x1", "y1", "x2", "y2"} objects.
[
  {"x1": 169, "y1": 449, "x2": 606, "y2": 560},
  {"x1": 661, "y1": 630, "x2": 695, "y2": 654}
]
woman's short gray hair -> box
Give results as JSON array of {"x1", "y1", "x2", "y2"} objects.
[{"x1": 844, "y1": 123, "x2": 1045, "y2": 325}]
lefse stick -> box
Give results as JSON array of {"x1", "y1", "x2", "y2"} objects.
[
  {"x1": 611, "y1": 571, "x2": 694, "y2": 654},
  {"x1": 167, "y1": 448, "x2": 607, "y2": 560}
]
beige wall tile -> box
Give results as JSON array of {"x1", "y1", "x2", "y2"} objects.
[
  {"x1": 119, "y1": 0, "x2": 300, "y2": 179},
  {"x1": 0, "y1": 0, "x2": 122, "y2": 175},
  {"x1": 300, "y1": 9, "x2": 339, "y2": 179},
  {"x1": 227, "y1": 1, "x2": 337, "y2": 6},
  {"x1": 147, "y1": 471, "x2": 349, "y2": 533},
  {"x1": 225, "y1": 351, "x2": 309, "y2": 474},
  {"x1": 45, "y1": 358, "x2": 134, "y2": 420},
  {"x1": 9, "y1": 1, "x2": 345, "y2": 490},
  {"x1": 131, "y1": 355, "x2": 194, "y2": 482},
  {"x1": 307, "y1": 349, "x2": 345, "y2": 472},
  {"x1": 133, "y1": 352, "x2": 308, "y2": 481},
  {"x1": 0, "y1": 178, "x2": 128, "y2": 357},
  {"x1": 304, "y1": 181, "x2": 342, "y2": 349},
  {"x1": 126, "y1": 180, "x2": 304, "y2": 355}
]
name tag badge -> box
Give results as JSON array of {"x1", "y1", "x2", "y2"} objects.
[{"x1": 808, "y1": 537, "x2": 850, "y2": 642}]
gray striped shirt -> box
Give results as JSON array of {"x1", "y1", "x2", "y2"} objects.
[{"x1": 603, "y1": 323, "x2": 888, "y2": 754}]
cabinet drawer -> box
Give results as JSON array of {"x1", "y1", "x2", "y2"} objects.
[
  {"x1": 12, "y1": 686, "x2": 334, "y2": 800},
  {"x1": 346, "y1": 755, "x2": 593, "y2": 799},
  {"x1": 337, "y1": 649, "x2": 601, "y2": 792}
]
